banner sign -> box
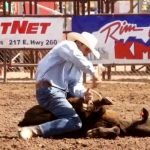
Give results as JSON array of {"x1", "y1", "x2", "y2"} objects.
[
  {"x1": 0, "y1": 17, "x2": 64, "y2": 49},
  {"x1": 72, "y1": 15, "x2": 150, "y2": 64}
]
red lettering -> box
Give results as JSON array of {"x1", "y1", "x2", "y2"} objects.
[
  {"x1": 134, "y1": 43, "x2": 150, "y2": 59},
  {"x1": 115, "y1": 41, "x2": 134, "y2": 59},
  {"x1": 100, "y1": 22, "x2": 120, "y2": 43},
  {"x1": 26, "y1": 23, "x2": 39, "y2": 34},
  {"x1": 40, "y1": 23, "x2": 51, "y2": 34},
  {"x1": 100, "y1": 21, "x2": 143, "y2": 43},
  {"x1": 1, "y1": 23, "x2": 11, "y2": 34},
  {"x1": 0, "y1": 20, "x2": 51, "y2": 34},
  {"x1": 115, "y1": 41, "x2": 150, "y2": 59},
  {"x1": 11, "y1": 21, "x2": 28, "y2": 34},
  {"x1": 119, "y1": 21, "x2": 142, "y2": 34}
]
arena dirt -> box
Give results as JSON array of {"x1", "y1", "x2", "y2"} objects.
[{"x1": 0, "y1": 81, "x2": 150, "y2": 150}]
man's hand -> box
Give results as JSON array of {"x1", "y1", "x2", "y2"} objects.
[{"x1": 84, "y1": 88, "x2": 93, "y2": 104}]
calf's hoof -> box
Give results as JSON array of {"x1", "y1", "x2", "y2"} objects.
[{"x1": 86, "y1": 126, "x2": 120, "y2": 139}]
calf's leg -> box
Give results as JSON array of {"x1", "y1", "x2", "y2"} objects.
[{"x1": 86, "y1": 126, "x2": 120, "y2": 139}]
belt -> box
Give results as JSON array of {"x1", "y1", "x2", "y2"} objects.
[
  {"x1": 36, "y1": 80, "x2": 66, "y2": 92},
  {"x1": 36, "y1": 80, "x2": 52, "y2": 89}
]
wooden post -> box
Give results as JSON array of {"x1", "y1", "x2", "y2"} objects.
[
  {"x1": 30, "y1": 50, "x2": 34, "y2": 79},
  {"x1": 34, "y1": 0, "x2": 37, "y2": 14},
  {"x1": 107, "y1": 65, "x2": 111, "y2": 80},
  {"x1": 3, "y1": 50, "x2": 7, "y2": 83},
  {"x1": 102, "y1": 70, "x2": 106, "y2": 80}
]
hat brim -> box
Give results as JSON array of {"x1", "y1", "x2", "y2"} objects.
[{"x1": 67, "y1": 32, "x2": 100, "y2": 59}]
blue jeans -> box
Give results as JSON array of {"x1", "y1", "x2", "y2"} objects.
[{"x1": 36, "y1": 86, "x2": 82, "y2": 137}]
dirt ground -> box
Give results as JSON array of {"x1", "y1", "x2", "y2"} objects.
[{"x1": 0, "y1": 81, "x2": 150, "y2": 150}]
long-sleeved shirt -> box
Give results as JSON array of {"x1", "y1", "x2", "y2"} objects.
[{"x1": 35, "y1": 40, "x2": 96, "y2": 98}]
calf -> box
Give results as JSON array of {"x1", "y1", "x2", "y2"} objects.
[
  {"x1": 87, "y1": 107, "x2": 150, "y2": 138},
  {"x1": 18, "y1": 92, "x2": 120, "y2": 138},
  {"x1": 18, "y1": 91, "x2": 150, "y2": 139}
]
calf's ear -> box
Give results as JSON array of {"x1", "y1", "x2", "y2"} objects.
[
  {"x1": 100, "y1": 97, "x2": 113, "y2": 105},
  {"x1": 93, "y1": 97, "x2": 113, "y2": 107},
  {"x1": 141, "y1": 108, "x2": 149, "y2": 122}
]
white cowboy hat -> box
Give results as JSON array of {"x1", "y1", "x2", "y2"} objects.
[{"x1": 67, "y1": 32, "x2": 100, "y2": 59}]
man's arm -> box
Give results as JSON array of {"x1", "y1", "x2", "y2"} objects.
[{"x1": 58, "y1": 41, "x2": 96, "y2": 76}]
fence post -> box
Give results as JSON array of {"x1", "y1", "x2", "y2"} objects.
[
  {"x1": 107, "y1": 65, "x2": 111, "y2": 80},
  {"x1": 3, "y1": 50, "x2": 7, "y2": 83}
]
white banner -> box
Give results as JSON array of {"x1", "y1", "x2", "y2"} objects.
[{"x1": 0, "y1": 17, "x2": 64, "y2": 49}]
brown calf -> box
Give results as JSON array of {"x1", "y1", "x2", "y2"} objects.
[{"x1": 18, "y1": 94, "x2": 150, "y2": 139}]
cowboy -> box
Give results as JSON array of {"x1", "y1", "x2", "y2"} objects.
[{"x1": 19, "y1": 32, "x2": 102, "y2": 140}]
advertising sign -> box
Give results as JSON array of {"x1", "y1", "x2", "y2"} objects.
[
  {"x1": 72, "y1": 15, "x2": 150, "y2": 64},
  {"x1": 0, "y1": 17, "x2": 64, "y2": 49}
]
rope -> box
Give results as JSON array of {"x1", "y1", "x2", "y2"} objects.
[{"x1": 90, "y1": 89, "x2": 102, "y2": 99}]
